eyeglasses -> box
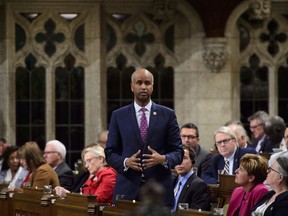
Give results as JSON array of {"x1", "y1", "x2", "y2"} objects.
[
  {"x1": 215, "y1": 138, "x2": 235, "y2": 146},
  {"x1": 267, "y1": 167, "x2": 281, "y2": 175},
  {"x1": 180, "y1": 135, "x2": 198, "y2": 140},
  {"x1": 249, "y1": 124, "x2": 262, "y2": 130},
  {"x1": 43, "y1": 151, "x2": 58, "y2": 155},
  {"x1": 83, "y1": 157, "x2": 97, "y2": 165}
]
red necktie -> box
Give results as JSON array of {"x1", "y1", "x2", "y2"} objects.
[{"x1": 140, "y1": 107, "x2": 148, "y2": 142}]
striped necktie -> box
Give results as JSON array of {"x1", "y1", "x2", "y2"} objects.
[{"x1": 224, "y1": 159, "x2": 230, "y2": 174}]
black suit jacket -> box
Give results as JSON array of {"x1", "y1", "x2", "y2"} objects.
[
  {"x1": 173, "y1": 172, "x2": 210, "y2": 211},
  {"x1": 70, "y1": 170, "x2": 90, "y2": 193},
  {"x1": 194, "y1": 145, "x2": 212, "y2": 178},
  {"x1": 251, "y1": 190, "x2": 288, "y2": 216},
  {"x1": 54, "y1": 161, "x2": 74, "y2": 190},
  {"x1": 251, "y1": 135, "x2": 278, "y2": 153}
]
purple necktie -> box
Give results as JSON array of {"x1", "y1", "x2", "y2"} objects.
[{"x1": 140, "y1": 107, "x2": 148, "y2": 142}]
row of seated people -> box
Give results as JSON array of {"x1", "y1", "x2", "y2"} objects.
[
  {"x1": 0, "y1": 130, "x2": 109, "y2": 192},
  {"x1": 1, "y1": 114, "x2": 288, "y2": 215},
  {"x1": 1, "y1": 140, "x2": 287, "y2": 216}
]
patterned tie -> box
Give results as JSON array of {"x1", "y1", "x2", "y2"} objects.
[
  {"x1": 174, "y1": 181, "x2": 182, "y2": 197},
  {"x1": 224, "y1": 159, "x2": 230, "y2": 174},
  {"x1": 140, "y1": 107, "x2": 148, "y2": 142}
]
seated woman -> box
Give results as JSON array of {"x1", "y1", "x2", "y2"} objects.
[
  {"x1": 0, "y1": 146, "x2": 29, "y2": 190},
  {"x1": 18, "y1": 141, "x2": 60, "y2": 188},
  {"x1": 227, "y1": 154, "x2": 268, "y2": 216},
  {"x1": 55, "y1": 144, "x2": 116, "y2": 204},
  {"x1": 251, "y1": 155, "x2": 288, "y2": 215}
]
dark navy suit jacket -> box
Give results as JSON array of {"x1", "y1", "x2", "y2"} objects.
[
  {"x1": 202, "y1": 147, "x2": 257, "y2": 184},
  {"x1": 54, "y1": 161, "x2": 74, "y2": 190},
  {"x1": 251, "y1": 190, "x2": 288, "y2": 216},
  {"x1": 173, "y1": 172, "x2": 210, "y2": 211},
  {"x1": 251, "y1": 135, "x2": 279, "y2": 153},
  {"x1": 105, "y1": 102, "x2": 183, "y2": 207}
]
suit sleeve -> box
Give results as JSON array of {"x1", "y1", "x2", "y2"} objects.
[
  {"x1": 105, "y1": 111, "x2": 127, "y2": 173},
  {"x1": 163, "y1": 110, "x2": 184, "y2": 168},
  {"x1": 201, "y1": 156, "x2": 219, "y2": 184},
  {"x1": 189, "y1": 181, "x2": 210, "y2": 211},
  {"x1": 199, "y1": 152, "x2": 212, "y2": 178},
  {"x1": 58, "y1": 169, "x2": 74, "y2": 190}
]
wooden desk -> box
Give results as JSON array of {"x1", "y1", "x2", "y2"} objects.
[
  {"x1": 177, "y1": 209, "x2": 212, "y2": 216},
  {"x1": 102, "y1": 200, "x2": 139, "y2": 216},
  {"x1": 54, "y1": 192, "x2": 101, "y2": 216},
  {"x1": 0, "y1": 191, "x2": 13, "y2": 216},
  {"x1": 259, "y1": 153, "x2": 272, "y2": 160},
  {"x1": 208, "y1": 174, "x2": 239, "y2": 208},
  {"x1": 13, "y1": 188, "x2": 53, "y2": 216}
]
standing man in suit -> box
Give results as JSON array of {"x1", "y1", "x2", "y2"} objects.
[
  {"x1": 202, "y1": 126, "x2": 257, "y2": 184},
  {"x1": 105, "y1": 68, "x2": 183, "y2": 207},
  {"x1": 44, "y1": 140, "x2": 74, "y2": 190},
  {"x1": 180, "y1": 123, "x2": 212, "y2": 178},
  {"x1": 173, "y1": 144, "x2": 210, "y2": 212}
]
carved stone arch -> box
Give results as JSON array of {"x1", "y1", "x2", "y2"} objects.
[
  {"x1": 29, "y1": 11, "x2": 70, "y2": 63},
  {"x1": 120, "y1": 12, "x2": 162, "y2": 62},
  {"x1": 175, "y1": 0, "x2": 204, "y2": 35},
  {"x1": 105, "y1": 15, "x2": 129, "y2": 67}
]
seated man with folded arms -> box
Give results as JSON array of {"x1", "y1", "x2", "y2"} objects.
[
  {"x1": 172, "y1": 144, "x2": 210, "y2": 212},
  {"x1": 202, "y1": 126, "x2": 257, "y2": 184}
]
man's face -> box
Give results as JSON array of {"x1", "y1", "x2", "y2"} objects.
[
  {"x1": 131, "y1": 69, "x2": 153, "y2": 106},
  {"x1": 228, "y1": 125, "x2": 246, "y2": 148},
  {"x1": 43, "y1": 144, "x2": 61, "y2": 167},
  {"x1": 249, "y1": 119, "x2": 265, "y2": 140},
  {"x1": 215, "y1": 132, "x2": 237, "y2": 158},
  {"x1": 285, "y1": 128, "x2": 288, "y2": 147},
  {"x1": 180, "y1": 128, "x2": 199, "y2": 149},
  {"x1": 175, "y1": 149, "x2": 193, "y2": 176}
]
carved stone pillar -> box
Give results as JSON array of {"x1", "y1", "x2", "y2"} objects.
[{"x1": 202, "y1": 37, "x2": 227, "y2": 73}]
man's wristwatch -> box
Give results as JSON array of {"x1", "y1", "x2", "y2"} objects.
[{"x1": 162, "y1": 156, "x2": 168, "y2": 169}]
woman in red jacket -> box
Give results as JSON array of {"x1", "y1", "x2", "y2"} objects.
[
  {"x1": 55, "y1": 144, "x2": 116, "y2": 204},
  {"x1": 226, "y1": 154, "x2": 268, "y2": 216}
]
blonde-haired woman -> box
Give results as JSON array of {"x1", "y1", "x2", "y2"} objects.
[
  {"x1": 55, "y1": 144, "x2": 116, "y2": 204},
  {"x1": 227, "y1": 154, "x2": 268, "y2": 216}
]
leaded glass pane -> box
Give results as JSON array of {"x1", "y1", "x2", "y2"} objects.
[
  {"x1": 278, "y1": 66, "x2": 288, "y2": 123},
  {"x1": 56, "y1": 102, "x2": 69, "y2": 124},
  {"x1": 74, "y1": 24, "x2": 85, "y2": 51},
  {"x1": 15, "y1": 24, "x2": 26, "y2": 52}
]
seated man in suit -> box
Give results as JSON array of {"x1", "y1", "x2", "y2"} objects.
[
  {"x1": 44, "y1": 140, "x2": 74, "y2": 190},
  {"x1": 180, "y1": 123, "x2": 212, "y2": 178},
  {"x1": 202, "y1": 126, "x2": 257, "y2": 184},
  {"x1": 172, "y1": 144, "x2": 210, "y2": 212},
  {"x1": 248, "y1": 110, "x2": 276, "y2": 153}
]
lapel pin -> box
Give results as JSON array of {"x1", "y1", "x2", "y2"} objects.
[{"x1": 153, "y1": 112, "x2": 157, "y2": 115}]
